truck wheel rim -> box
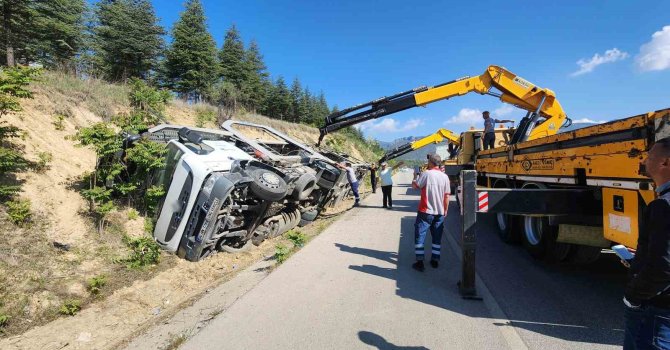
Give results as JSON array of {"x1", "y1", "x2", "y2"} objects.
[
  {"x1": 524, "y1": 216, "x2": 542, "y2": 246},
  {"x1": 496, "y1": 213, "x2": 507, "y2": 231}
]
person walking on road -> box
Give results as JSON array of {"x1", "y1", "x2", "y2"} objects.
[
  {"x1": 369, "y1": 164, "x2": 378, "y2": 194},
  {"x1": 623, "y1": 136, "x2": 670, "y2": 350},
  {"x1": 411, "y1": 154, "x2": 450, "y2": 271},
  {"x1": 482, "y1": 111, "x2": 513, "y2": 150},
  {"x1": 337, "y1": 162, "x2": 360, "y2": 207},
  {"x1": 379, "y1": 161, "x2": 404, "y2": 209}
]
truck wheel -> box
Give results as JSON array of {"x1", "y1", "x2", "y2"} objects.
[
  {"x1": 569, "y1": 245, "x2": 602, "y2": 264},
  {"x1": 522, "y1": 216, "x2": 551, "y2": 259},
  {"x1": 216, "y1": 237, "x2": 252, "y2": 253},
  {"x1": 249, "y1": 169, "x2": 288, "y2": 202},
  {"x1": 496, "y1": 213, "x2": 520, "y2": 244},
  {"x1": 291, "y1": 173, "x2": 317, "y2": 201}
]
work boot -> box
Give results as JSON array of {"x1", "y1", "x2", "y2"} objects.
[
  {"x1": 430, "y1": 260, "x2": 439, "y2": 268},
  {"x1": 353, "y1": 200, "x2": 360, "y2": 207},
  {"x1": 412, "y1": 261, "x2": 425, "y2": 272}
]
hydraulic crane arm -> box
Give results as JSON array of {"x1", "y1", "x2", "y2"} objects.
[
  {"x1": 379, "y1": 128, "x2": 459, "y2": 164},
  {"x1": 318, "y1": 65, "x2": 568, "y2": 146}
]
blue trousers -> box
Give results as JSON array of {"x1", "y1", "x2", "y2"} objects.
[
  {"x1": 414, "y1": 212, "x2": 444, "y2": 261},
  {"x1": 624, "y1": 304, "x2": 670, "y2": 349},
  {"x1": 351, "y1": 181, "x2": 360, "y2": 201}
]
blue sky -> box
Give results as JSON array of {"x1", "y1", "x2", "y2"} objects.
[{"x1": 151, "y1": 0, "x2": 670, "y2": 141}]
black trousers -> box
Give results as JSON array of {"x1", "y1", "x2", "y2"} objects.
[
  {"x1": 371, "y1": 178, "x2": 377, "y2": 192},
  {"x1": 381, "y1": 185, "x2": 392, "y2": 207},
  {"x1": 483, "y1": 132, "x2": 495, "y2": 150}
]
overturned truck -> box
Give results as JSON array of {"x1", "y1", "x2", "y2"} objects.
[{"x1": 125, "y1": 124, "x2": 367, "y2": 262}]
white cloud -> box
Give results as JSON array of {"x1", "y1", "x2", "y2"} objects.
[
  {"x1": 444, "y1": 108, "x2": 482, "y2": 126},
  {"x1": 355, "y1": 118, "x2": 423, "y2": 132},
  {"x1": 494, "y1": 104, "x2": 514, "y2": 117},
  {"x1": 572, "y1": 118, "x2": 606, "y2": 124},
  {"x1": 570, "y1": 48, "x2": 629, "y2": 76},
  {"x1": 636, "y1": 25, "x2": 670, "y2": 72}
]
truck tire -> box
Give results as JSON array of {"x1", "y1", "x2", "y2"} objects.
[
  {"x1": 291, "y1": 173, "x2": 317, "y2": 201},
  {"x1": 569, "y1": 245, "x2": 602, "y2": 264},
  {"x1": 249, "y1": 169, "x2": 288, "y2": 202},
  {"x1": 520, "y1": 182, "x2": 573, "y2": 261},
  {"x1": 216, "y1": 237, "x2": 252, "y2": 253},
  {"x1": 492, "y1": 180, "x2": 520, "y2": 244},
  {"x1": 299, "y1": 209, "x2": 319, "y2": 227},
  {"x1": 496, "y1": 213, "x2": 520, "y2": 244}
]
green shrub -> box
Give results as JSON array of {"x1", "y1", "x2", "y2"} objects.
[
  {"x1": 52, "y1": 114, "x2": 66, "y2": 130},
  {"x1": 6, "y1": 199, "x2": 31, "y2": 226},
  {"x1": 285, "y1": 230, "x2": 306, "y2": 247},
  {"x1": 36, "y1": 151, "x2": 53, "y2": 171},
  {"x1": 144, "y1": 217, "x2": 154, "y2": 233},
  {"x1": 127, "y1": 208, "x2": 139, "y2": 220},
  {"x1": 87, "y1": 275, "x2": 107, "y2": 295},
  {"x1": 275, "y1": 244, "x2": 290, "y2": 264},
  {"x1": 59, "y1": 299, "x2": 81, "y2": 316},
  {"x1": 123, "y1": 236, "x2": 161, "y2": 269},
  {"x1": 195, "y1": 108, "x2": 216, "y2": 127},
  {"x1": 0, "y1": 313, "x2": 9, "y2": 327}
]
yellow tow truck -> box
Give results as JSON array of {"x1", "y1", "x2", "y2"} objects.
[
  {"x1": 378, "y1": 128, "x2": 460, "y2": 164},
  {"x1": 319, "y1": 64, "x2": 667, "y2": 263}
]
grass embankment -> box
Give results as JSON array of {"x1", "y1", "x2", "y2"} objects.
[{"x1": 0, "y1": 71, "x2": 382, "y2": 338}]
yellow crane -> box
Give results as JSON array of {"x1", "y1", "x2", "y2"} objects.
[
  {"x1": 318, "y1": 65, "x2": 569, "y2": 146},
  {"x1": 378, "y1": 128, "x2": 460, "y2": 164}
]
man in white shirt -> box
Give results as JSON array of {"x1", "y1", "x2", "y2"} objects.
[
  {"x1": 337, "y1": 162, "x2": 360, "y2": 207},
  {"x1": 379, "y1": 161, "x2": 403, "y2": 209},
  {"x1": 411, "y1": 154, "x2": 450, "y2": 271}
]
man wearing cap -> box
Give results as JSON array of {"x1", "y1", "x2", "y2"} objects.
[
  {"x1": 379, "y1": 161, "x2": 404, "y2": 209},
  {"x1": 411, "y1": 154, "x2": 451, "y2": 271},
  {"x1": 482, "y1": 111, "x2": 514, "y2": 150}
]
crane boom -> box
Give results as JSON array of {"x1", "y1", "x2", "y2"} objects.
[
  {"x1": 379, "y1": 128, "x2": 460, "y2": 163},
  {"x1": 318, "y1": 65, "x2": 568, "y2": 146}
]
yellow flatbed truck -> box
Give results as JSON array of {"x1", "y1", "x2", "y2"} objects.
[{"x1": 319, "y1": 64, "x2": 670, "y2": 263}]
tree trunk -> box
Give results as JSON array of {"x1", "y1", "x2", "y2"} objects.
[{"x1": 3, "y1": 3, "x2": 14, "y2": 67}]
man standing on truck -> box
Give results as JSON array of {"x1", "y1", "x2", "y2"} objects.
[
  {"x1": 624, "y1": 137, "x2": 670, "y2": 349},
  {"x1": 337, "y1": 162, "x2": 360, "y2": 207},
  {"x1": 482, "y1": 111, "x2": 514, "y2": 150},
  {"x1": 411, "y1": 154, "x2": 450, "y2": 271}
]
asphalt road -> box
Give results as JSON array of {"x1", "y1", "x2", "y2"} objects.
[
  {"x1": 448, "y1": 198, "x2": 627, "y2": 349},
  {"x1": 181, "y1": 171, "x2": 627, "y2": 349}
]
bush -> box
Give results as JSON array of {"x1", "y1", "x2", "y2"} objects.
[
  {"x1": 123, "y1": 236, "x2": 161, "y2": 269},
  {"x1": 36, "y1": 151, "x2": 53, "y2": 172},
  {"x1": 195, "y1": 107, "x2": 216, "y2": 127},
  {"x1": 87, "y1": 275, "x2": 107, "y2": 295},
  {"x1": 285, "y1": 230, "x2": 306, "y2": 247},
  {"x1": 6, "y1": 199, "x2": 31, "y2": 226},
  {"x1": 274, "y1": 244, "x2": 290, "y2": 264},
  {"x1": 52, "y1": 114, "x2": 66, "y2": 131},
  {"x1": 127, "y1": 208, "x2": 139, "y2": 220},
  {"x1": 59, "y1": 299, "x2": 81, "y2": 316},
  {"x1": 144, "y1": 217, "x2": 154, "y2": 234},
  {"x1": 0, "y1": 313, "x2": 9, "y2": 327}
]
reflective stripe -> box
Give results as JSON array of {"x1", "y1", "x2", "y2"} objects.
[
  {"x1": 432, "y1": 250, "x2": 441, "y2": 255},
  {"x1": 415, "y1": 244, "x2": 424, "y2": 248},
  {"x1": 432, "y1": 244, "x2": 441, "y2": 249},
  {"x1": 415, "y1": 250, "x2": 425, "y2": 255}
]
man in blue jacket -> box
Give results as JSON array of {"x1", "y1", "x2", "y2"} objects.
[{"x1": 624, "y1": 137, "x2": 670, "y2": 349}]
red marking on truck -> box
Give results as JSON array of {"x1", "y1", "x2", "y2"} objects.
[{"x1": 478, "y1": 191, "x2": 489, "y2": 212}]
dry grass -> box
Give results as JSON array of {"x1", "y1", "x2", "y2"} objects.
[{"x1": 32, "y1": 71, "x2": 129, "y2": 121}]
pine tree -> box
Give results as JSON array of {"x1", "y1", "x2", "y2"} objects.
[
  {"x1": 243, "y1": 40, "x2": 269, "y2": 112},
  {"x1": 299, "y1": 86, "x2": 313, "y2": 124},
  {"x1": 289, "y1": 77, "x2": 303, "y2": 123},
  {"x1": 218, "y1": 24, "x2": 246, "y2": 89},
  {"x1": 92, "y1": 0, "x2": 164, "y2": 81},
  {"x1": 0, "y1": 0, "x2": 34, "y2": 66},
  {"x1": 164, "y1": 0, "x2": 218, "y2": 101},
  {"x1": 266, "y1": 76, "x2": 292, "y2": 120},
  {"x1": 32, "y1": 0, "x2": 86, "y2": 71}
]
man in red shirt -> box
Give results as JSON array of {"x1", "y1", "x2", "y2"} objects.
[{"x1": 411, "y1": 154, "x2": 451, "y2": 271}]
